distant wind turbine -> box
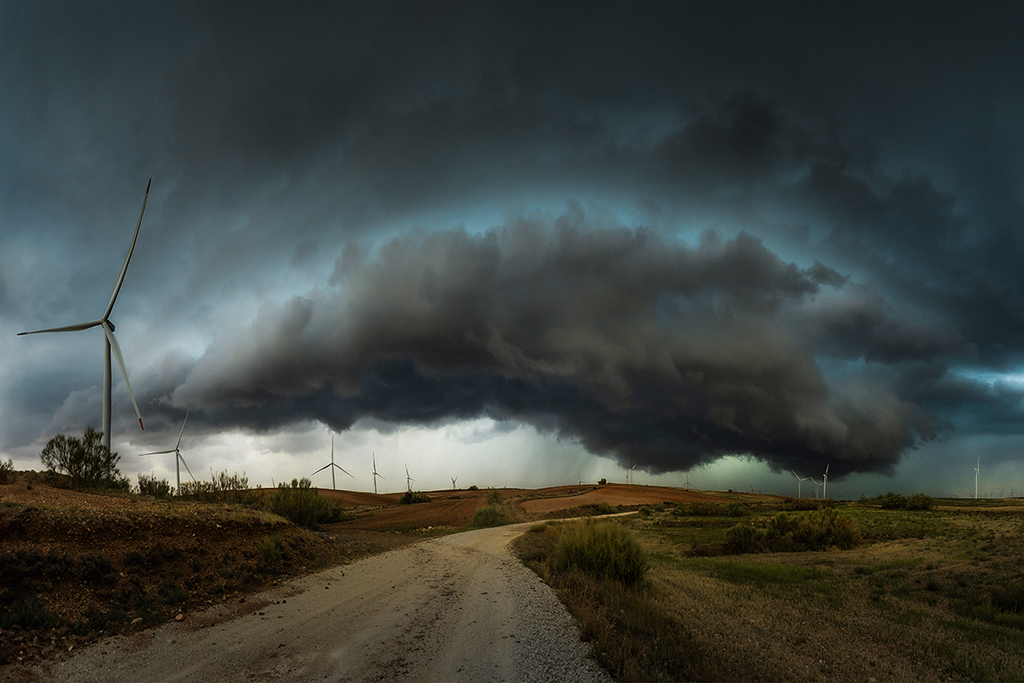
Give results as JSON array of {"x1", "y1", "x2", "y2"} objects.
[
  {"x1": 683, "y1": 471, "x2": 693, "y2": 489},
  {"x1": 139, "y1": 409, "x2": 193, "y2": 493},
  {"x1": 823, "y1": 463, "x2": 829, "y2": 499},
  {"x1": 311, "y1": 436, "x2": 353, "y2": 490},
  {"x1": 19, "y1": 179, "x2": 151, "y2": 451},
  {"x1": 451, "y1": 475, "x2": 458, "y2": 490},
  {"x1": 405, "y1": 464, "x2": 415, "y2": 492},
  {"x1": 372, "y1": 453, "x2": 384, "y2": 495},
  {"x1": 975, "y1": 455, "x2": 980, "y2": 499},
  {"x1": 791, "y1": 470, "x2": 811, "y2": 498}
]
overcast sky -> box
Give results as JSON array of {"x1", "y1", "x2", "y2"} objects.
[{"x1": 4, "y1": 1, "x2": 1024, "y2": 498}]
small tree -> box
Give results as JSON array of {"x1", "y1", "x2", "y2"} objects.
[{"x1": 39, "y1": 427, "x2": 128, "y2": 489}]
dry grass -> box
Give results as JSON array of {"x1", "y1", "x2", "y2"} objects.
[{"x1": 519, "y1": 499, "x2": 1024, "y2": 682}]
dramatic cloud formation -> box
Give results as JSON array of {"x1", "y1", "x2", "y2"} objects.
[
  {"x1": 5, "y1": 1, "x2": 1024, "y2": 493},
  {"x1": 124, "y1": 210, "x2": 961, "y2": 479}
]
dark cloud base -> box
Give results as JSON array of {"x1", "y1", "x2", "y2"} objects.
[{"x1": 144, "y1": 212, "x2": 978, "y2": 479}]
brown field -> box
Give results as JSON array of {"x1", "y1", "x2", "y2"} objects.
[{"x1": 0, "y1": 473, "x2": 694, "y2": 669}]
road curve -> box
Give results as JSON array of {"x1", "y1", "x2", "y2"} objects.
[{"x1": 46, "y1": 522, "x2": 611, "y2": 682}]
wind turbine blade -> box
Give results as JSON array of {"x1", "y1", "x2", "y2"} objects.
[
  {"x1": 178, "y1": 452, "x2": 195, "y2": 481},
  {"x1": 18, "y1": 320, "x2": 104, "y2": 335},
  {"x1": 175, "y1": 410, "x2": 190, "y2": 449},
  {"x1": 104, "y1": 178, "x2": 150, "y2": 320},
  {"x1": 311, "y1": 464, "x2": 331, "y2": 476},
  {"x1": 139, "y1": 449, "x2": 176, "y2": 456},
  {"x1": 102, "y1": 321, "x2": 144, "y2": 430},
  {"x1": 332, "y1": 464, "x2": 355, "y2": 478}
]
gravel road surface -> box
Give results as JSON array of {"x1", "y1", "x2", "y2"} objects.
[{"x1": 45, "y1": 522, "x2": 611, "y2": 682}]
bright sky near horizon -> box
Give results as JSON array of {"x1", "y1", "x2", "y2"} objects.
[{"x1": 4, "y1": 1, "x2": 1024, "y2": 498}]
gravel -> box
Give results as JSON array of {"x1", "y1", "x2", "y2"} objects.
[{"x1": 40, "y1": 522, "x2": 611, "y2": 682}]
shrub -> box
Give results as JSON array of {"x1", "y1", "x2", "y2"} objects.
[
  {"x1": 176, "y1": 470, "x2": 259, "y2": 504},
  {"x1": 39, "y1": 427, "x2": 129, "y2": 489},
  {"x1": 468, "y1": 484, "x2": 479, "y2": 490},
  {"x1": 992, "y1": 580, "x2": 1024, "y2": 613},
  {"x1": 675, "y1": 501, "x2": 749, "y2": 517},
  {"x1": 598, "y1": 478, "x2": 608, "y2": 486},
  {"x1": 554, "y1": 519, "x2": 649, "y2": 586},
  {"x1": 399, "y1": 490, "x2": 431, "y2": 505},
  {"x1": 79, "y1": 553, "x2": 115, "y2": 583},
  {"x1": 905, "y1": 493, "x2": 935, "y2": 510},
  {"x1": 0, "y1": 587, "x2": 56, "y2": 629},
  {"x1": 486, "y1": 488, "x2": 502, "y2": 505},
  {"x1": 724, "y1": 509, "x2": 862, "y2": 554},
  {"x1": 267, "y1": 478, "x2": 342, "y2": 529},
  {"x1": 256, "y1": 535, "x2": 283, "y2": 567},
  {"x1": 879, "y1": 492, "x2": 908, "y2": 509},
  {"x1": 471, "y1": 505, "x2": 506, "y2": 528},
  {"x1": 137, "y1": 473, "x2": 172, "y2": 499},
  {"x1": 0, "y1": 458, "x2": 13, "y2": 484},
  {"x1": 780, "y1": 497, "x2": 836, "y2": 511}
]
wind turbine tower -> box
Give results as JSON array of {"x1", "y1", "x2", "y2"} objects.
[
  {"x1": 975, "y1": 455, "x2": 980, "y2": 499},
  {"x1": 451, "y1": 475, "x2": 458, "y2": 490},
  {"x1": 372, "y1": 453, "x2": 384, "y2": 495},
  {"x1": 19, "y1": 179, "x2": 151, "y2": 451},
  {"x1": 823, "y1": 463, "x2": 829, "y2": 499},
  {"x1": 405, "y1": 464, "x2": 415, "y2": 492},
  {"x1": 791, "y1": 470, "x2": 812, "y2": 498}
]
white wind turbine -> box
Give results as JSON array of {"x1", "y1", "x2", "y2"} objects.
[
  {"x1": 629, "y1": 464, "x2": 636, "y2": 485},
  {"x1": 311, "y1": 436, "x2": 353, "y2": 490},
  {"x1": 451, "y1": 475, "x2": 458, "y2": 490},
  {"x1": 810, "y1": 477, "x2": 822, "y2": 499},
  {"x1": 975, "y1": 455, "x2": 980, "y2": 499},
  {"x1": 19, "y1": 179, "x2": 151, "y2": 451},
  {"x1": 791, "y1": 470, "x2": 811, "y2": 498},
  {"x1": 683, "y1": 470, "x2": 693, "y2": 489},
  {"x1": 822, "y1": 463, "x2": 829, "y2": 499},
  {"x1": 405, "y1": 464, "x2": 415, "y2": 492},
  {"x1": 139, "y1": 409, "x2": 193, "y2": 493},
  {"x1": 372, "y1": 453, "x2": 384, "y2": 495}
]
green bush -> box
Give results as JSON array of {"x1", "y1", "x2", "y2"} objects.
[
  {"x1": 905, "y1": 493, "x2": 935, "y2": 510},
  {"x1": 470, "y1": 505, "x2": 506, "y2": 528},
  {"x1": 554, "y1": 519, "x2": 649, "y2": 586},
  {"x1": 400, "y1": 490, "x2": 431, "y2": 505},
  {"x1": 865, "y1": 492, "x2": 933, "y2": 510},
  {"x1": 992, "y1": 580, "x2": 1024, "y2": 614},
  {"x1": 780, "y1": 497, "x2": 837, "y2": 511},
  {"x1": 0, "y1": 458, "x2": 13, "y2": 484},
  {"x1": 598, "y1": 478, "x2": 608, "y2": 486},
  {"x1": 675, "y1": 501, "x2": 749, "y2": 517},
  {"x1": 724, "y1": 509, "x2": 862, "y2": 554},
  {"x1": 39, "y1": 427, "x2": 129, "y2": 490},
  {"x1": 256, "y1": 535, "x2": 283, "y2": 567},
  {"x1": 486, "y1": 488, "x2": 502, "y2": 505},
  {"x1": 137, "y1": 473, "x2": 172, "y2": 499},
  {"x1": 267, "y1": 478, "x2": 342, "y2": 529},
  {"x1": 176, "y1": 470, "x2": 259, "y2": 504},
  {"x1": 879, "y1": 492, "x2": 908, "y2": 509},
  {"x1": 468, "y1": 484, "x2": 479, "y2": 490}
]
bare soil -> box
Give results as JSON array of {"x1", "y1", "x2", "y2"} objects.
[{"x1": 0, "y1": 473, "x2": 689, "y2": 676}]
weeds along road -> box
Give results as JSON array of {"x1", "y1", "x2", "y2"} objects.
[{"x1": 45, "y1": 521, "x2": 611, "y2": 683}]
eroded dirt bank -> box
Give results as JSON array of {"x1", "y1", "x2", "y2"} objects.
[{"x1": 37, "y1": 522, "x2": 610, "y2": 682}]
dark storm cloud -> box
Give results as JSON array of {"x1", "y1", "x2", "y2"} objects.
[
  {"x1": 7, "y1": 1, "x2": 1024, "y2": 487},
  {"x1": 134, "y1": 209, "x2": 971, "y2": 477}
]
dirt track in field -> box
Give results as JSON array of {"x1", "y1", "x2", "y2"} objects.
[{"x1": 39, "y1": 522, "x2": 611, "y2": 683}]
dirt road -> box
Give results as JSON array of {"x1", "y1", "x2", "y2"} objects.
[{"x1": 43, "y1": 522, "x2": 610, "y2": 682}]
